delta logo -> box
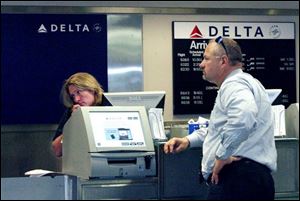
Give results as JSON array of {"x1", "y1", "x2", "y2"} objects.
[
  {"x1": 188, "y1": 24, "x2": 265, "y2": 38},
  {"x1": 190, "y1": 25, "x2": 203, "y2": 38},
  {"x1": 37, "y1": 23, "x2": 102, "y2": 33}
]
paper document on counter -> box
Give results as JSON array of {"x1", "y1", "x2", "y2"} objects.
[{"x1": 25, "y1": 169, "x2": 64, "y2": 177}]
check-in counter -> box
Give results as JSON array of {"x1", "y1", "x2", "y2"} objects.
[
  {"x1": 77, "y1": 177, "x2": 158, "y2": 200},
  {"x1": 1, "y1": 135, "x2": 298, "y2": 200},
  {"x1": 1, "y1": 175, "x2": 77, "y2": 200},
  {"x1": 156, "y1": 137, "x2": 299, "y2": 200},
  {"x1": 1, "y1": 138, "x2": 298, "y2": 200},
  {"x1": 272, "y1": 138, "x2": 299, "y2": 199},
  {"x1": 75, "y1": 137, "x2": 297, "y2": 200},
  {"x1": 156, "y1": 142, "x2": 208, "y2": 199}
]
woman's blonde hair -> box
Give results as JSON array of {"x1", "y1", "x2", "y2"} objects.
[{"x1": 61, "y1": 72, "x2": 104, "y2": 108}]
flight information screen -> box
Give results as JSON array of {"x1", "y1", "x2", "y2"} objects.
[{"x1": 172, "y1": 22, "x2": 296, "y2": 114}]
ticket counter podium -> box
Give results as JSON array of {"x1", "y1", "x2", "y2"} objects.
[{"x1": 62, "y1": 106, "x2": 158, "y2": 199}]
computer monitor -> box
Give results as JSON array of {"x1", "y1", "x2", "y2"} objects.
[
  {"x1": 62, "y1": 106, "x2": 156, "y2": 179},
  {"x1": 266, "y1": 89, "x2": 282, "y2": 104},
  {"x1": 63, "y1": 106, "x2": 154, "y2": 153},
  {"x1": 88, "y1": 107, "x2": 153, "y2": 152},
  {"x1": 103, "y1": 91, "x2": 166, "y2": 111}
]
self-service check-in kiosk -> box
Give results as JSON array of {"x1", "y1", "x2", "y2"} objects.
[{"x1": 62, "y1": 106, "x2": 156, "y2": 179}]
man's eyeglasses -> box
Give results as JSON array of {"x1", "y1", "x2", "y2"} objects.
[{"x1": 215, "y1": 36, "x2": 228, "y2": 55}]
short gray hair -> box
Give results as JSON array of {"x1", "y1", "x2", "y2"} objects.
[{"x1": 212, "y1": 37, "x2": 243, "y2": 66}]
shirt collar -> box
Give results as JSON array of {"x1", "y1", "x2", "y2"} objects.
[{"x1": 224, "y1": 68, "x2": 243, "y2": 82}]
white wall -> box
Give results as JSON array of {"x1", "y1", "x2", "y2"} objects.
[{"x1": 143, "y1": 14, "x2": 299, "y2": 121}]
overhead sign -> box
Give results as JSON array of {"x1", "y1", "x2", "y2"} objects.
[
  {"x1": 174, "y1": 22, "x2": 294, "y2": 39},
  {"x1": 172, "y1": 21, "x2": 296, "y2": 114}
]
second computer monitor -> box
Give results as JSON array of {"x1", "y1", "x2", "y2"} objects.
[{"x1": 103, "y1": 91, "x2": 166, "y2": 111}]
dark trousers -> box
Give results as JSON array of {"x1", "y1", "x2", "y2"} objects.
[{"x1": 206, "y1": 158, "x2": 275, "y2": 200}]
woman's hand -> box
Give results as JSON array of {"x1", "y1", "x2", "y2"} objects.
[
  {"x1": 71, "y1": 104, "x2": 81, "y2": 113},
  {"x1": 52, "y1": 134, "x2": 63, "y2": 157}
]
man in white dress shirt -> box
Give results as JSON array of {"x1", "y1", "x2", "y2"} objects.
[{"x1": 164, "y1": 37, "x2": 277, "y2": 200}]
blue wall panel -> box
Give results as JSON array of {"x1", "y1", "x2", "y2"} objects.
[{"x1": 1, "y1": 14, "x2": 107, "y2": 124}]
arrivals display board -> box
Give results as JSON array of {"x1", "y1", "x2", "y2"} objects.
[
  {"x1": 1, "y1": 14, "x2": 107, "y2": 124},
  {"x1": 172, "y1": 22, "x2": 296, "y2": 114}
]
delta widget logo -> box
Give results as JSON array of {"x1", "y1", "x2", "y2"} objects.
[
  {"x1": 38, "y1": 24, "x2": 47, "y2": 33},
  {"x1": 190, "y1": 25, "x2": 203, "y2": 38},
  {"x1": 37, "y1": 23, "x2": 103, "y2": 33}
]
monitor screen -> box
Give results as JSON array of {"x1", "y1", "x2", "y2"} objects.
[
  {"x1": 103, "y1": 91, "x2": 166, "y2": 111},
  {"x1": 89, "y1": 111, "x2": 146, "y2": 148},
  {"x1": 64, "y1": 106, "x2": 155, "y2": 153}
]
